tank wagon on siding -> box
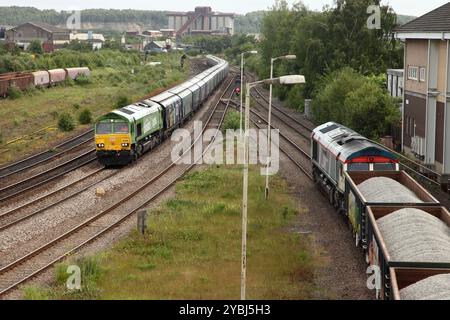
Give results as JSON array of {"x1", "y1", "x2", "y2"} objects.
[
  {"x1": 94, "y1": 55, "x2": 229, "y2": 166},
  {"x1": 311, "y1": 121, "x2": 450, "y2": 300},
  {"x1": 0, "y1": 67, "x2": 91, "y2": 97},
  {"x1": 0, "y1": 72, "x2": 34, "y2": 97}
]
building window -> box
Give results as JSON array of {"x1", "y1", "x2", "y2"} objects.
[
  {"x1": 419, "y1": 67, "x2": 426, "y2": 82},
  {"x1": 408, "y1": 66, "x2": 419, "y2": 81}
]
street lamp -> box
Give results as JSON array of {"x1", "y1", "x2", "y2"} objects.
[
  {"x1": 240, "y1": 50, "x2": 258, "y2": 134},
  {"x1": 265, "y1": 54, "x2": 297, "y2": 199},
  {"x1": 240, "y1": 75, "x2": 305, "y2": 300}
]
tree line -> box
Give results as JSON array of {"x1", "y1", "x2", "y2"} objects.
[
  {"x1": 253, "y1": 0, "x2": 404, "y2": 139},
  {"x1": 0, "y1": 6, "x2": 262, "y2": 34}
]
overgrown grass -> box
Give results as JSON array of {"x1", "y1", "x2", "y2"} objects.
[
  {"x1": 0, "y1": 51, "x2": 188, "y2": 164},
  {"x1": 223, "y1": 110, "x2": 241, "y2": 132},
  {"x1": 26, "y1": 165, "x2": 319, "y2": 300}
]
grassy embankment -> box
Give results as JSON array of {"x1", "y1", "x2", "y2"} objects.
[
  {"x1": 0, "y1": 51, "x2": 188, "y2": 165},
  {"x1": 23, "y1": 164, "x2": 320, "y2": 300}
]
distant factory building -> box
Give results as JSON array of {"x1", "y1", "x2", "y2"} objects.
[
  {"x1": 5, "y1": 22, "x2": 70, "y2": 51},
  {"x1": 167, "y1": 6, "x2": 234, "y2": 37}
]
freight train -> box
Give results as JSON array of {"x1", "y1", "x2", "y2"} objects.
[
  {"x1": 312, "y1": 122, "x2": 450, "y2": 300},
  {"x1": 0, "y1": 67, "x2": 91, "y2": 97},
  {"x1": 94, "y1": 55, "x2": 229, "y2": 166}
]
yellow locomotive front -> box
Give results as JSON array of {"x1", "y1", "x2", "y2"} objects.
[{"x1": 95, "y1": 117, "x2": 133, "y2": 166}]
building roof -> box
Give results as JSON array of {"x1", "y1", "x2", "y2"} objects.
[
  {"x1": 30, "y1": 22, "x2": 69, "y2": 33},
  {"x1": 70, "y1": 33, "x2": 105, "y2": 42},
  {"x1": 396, "y1": 2, "x2": 450, "y2": 33},
  {"x1": 149, "y1": 41, "x2": 167, "y2": 48}
]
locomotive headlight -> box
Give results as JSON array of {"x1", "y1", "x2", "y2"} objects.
[
  {"x1": 121, "y1": 143, "x2": 129, "y2": 147},
  {"x1": 97, "y1": 143, "x2": 105, "y2": 148}
]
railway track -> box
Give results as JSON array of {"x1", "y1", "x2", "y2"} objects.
[
  {"x1": 0, "y1": 74, "x2": 236, "y2": 298},
  {"x1": 0, "y1": 149, "x2": 97, "y2": 202},
  {"x1": 0, "y1": 167, "x2": 116, "y2": 232},
  {"x1": 252, "y1": 87, "x2": 314, "y2": 139},
  {"x1": 0, "y1": 129, "x2": 94, "y2": 179},
  {"x1": 247, "y1": 73, "x2": 446, "y2": 189}
]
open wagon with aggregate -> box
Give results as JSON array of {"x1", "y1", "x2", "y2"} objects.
[
  {"x1": 366, "y1": 205, "x2": 450, "y2": 300},
  {"x1": 344, "y1": 170, "x2": 440, "y2": 248}
]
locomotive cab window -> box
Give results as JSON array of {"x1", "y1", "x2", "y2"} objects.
[
  {"x1": 373, "y1": 163, "x2": 396, "y2": 171},
  {"x1": 347, "y1": 163, "x2": 369, "y2": 171},
  {"x1": 96, "y1": 122, "x2": 112, "y2": 134},
  {"x1": 114, "y1": 122, "x2": 129, "y2": 134}
]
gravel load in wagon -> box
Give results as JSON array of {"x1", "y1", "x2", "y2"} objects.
[
  {"x1": 377, "y1": 208, "x2": 450, "y2": 262},
  {"x1": 358, "y1": 177, "x2": 423, "y2": 203},
  {"x1": 400, "y1": 273, "x2": 450, "y2": 300}
]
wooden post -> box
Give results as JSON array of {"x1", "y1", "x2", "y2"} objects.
[{"x1": 137, "y1": 210, "x2": 147, "y2": 235}]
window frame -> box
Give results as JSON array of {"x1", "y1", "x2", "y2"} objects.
[
  {"x1": 96, "y1": 122, "x2": 112, "y2": 134},
  {"x1": 408, "y1": 66, "x2": 419, "y2": 81},
  {"x1": 419, "y1": 67, "x2": 426, "y2": 82}
]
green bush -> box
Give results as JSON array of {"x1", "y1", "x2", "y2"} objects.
[
  {"x1": 75, "y1": 75, "x2": 92, "y2": 86},
  {"x1": 78, "y1": 108, "x2": 92, "y2": 125},
  {"x1": 58, "y1": 112, "x2": 76, "y2": 132},
  {"x1": 223, "y1": 110, "x2": 241, "y2": 132},
  {"x1": 116, "y1": 95, "x2": 131, "y2": 108},
  {"x1": 27, "y1": 40, "x2": 43, "y2": 55},
  {"x1": 8, "y1": 85, "x2": 22, "y2": 100}
]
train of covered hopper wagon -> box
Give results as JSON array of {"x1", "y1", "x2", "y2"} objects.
[
  {"x1": 0, "y1": 67, "x2": 91, "y2": 97},
  {"x1": 94, "y1": 55, "x2": 229, "y2": 166},
  {"x1": 312, "y1": 122, "x2": 450, "y2": 300}
]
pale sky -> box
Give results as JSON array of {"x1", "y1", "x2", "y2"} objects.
[{"x1": 0, "y1": 0, "x2": 448, "y2": 16}]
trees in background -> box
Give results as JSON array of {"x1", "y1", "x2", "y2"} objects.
[
  {"x1": 255, "y1": 0, "x2": 403, "y2": 138},
  {"x1": 313, "y1": 68, "x2": 400, "y2": 139}
]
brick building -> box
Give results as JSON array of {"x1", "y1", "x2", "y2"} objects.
[
  {"x1": 395, "y1": 2, "x2": 450, "y2": 178},
  {"x1": 5, "y1": 22, "x2": 70, "y2": 51}
]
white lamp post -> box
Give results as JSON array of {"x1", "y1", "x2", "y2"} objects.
[
  {"x1": 265, "y1": 55, "x2": 298, "y2": 199},
  {"x1": 241, "y1": 75, "x2": 305, "y2": 300},
  {"x1": 240, "y1": 50, "x2": 258, "y2": 134}
]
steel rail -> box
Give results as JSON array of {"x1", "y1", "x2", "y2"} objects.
[
  {"x1": 0, "y1": 129, "x2": 94, "y2": 177},
  {"x1": 0, "y1": 150, "x2": 97, "y2": 202},
  {"x1": 0, "y1": 74, "x2": 236, "y2": 297}
]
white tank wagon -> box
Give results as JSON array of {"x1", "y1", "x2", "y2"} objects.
[
  {"x1": 32, "y1": 70, "x2": 50, "y2": 87},
  {"x1": 66, "y1": 67, "x2": 91, "y2": 80},
  {"x1": 366, "y1": 206, "x2": 450, "y2": 300},
  {"x1": 390, "y1": 268, "x2": 450, "y2": 300},
  {"x1": 344, "y1": 171, "x2": 439, "y2": 249}
]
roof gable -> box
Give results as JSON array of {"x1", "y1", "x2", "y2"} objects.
[{"x1": 396, "y1": 2, "x2": 450, "y2": 33}]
